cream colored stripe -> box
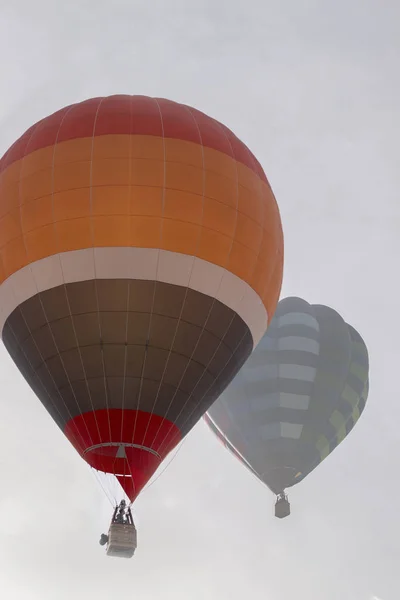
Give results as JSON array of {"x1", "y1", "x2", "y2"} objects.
[{"x1": 0, "y1": 247, "x2": 268, "y2": 345}]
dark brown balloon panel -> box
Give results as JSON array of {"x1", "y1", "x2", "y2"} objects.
[{"x1": 2, "y1": 279, "x2": 252, "y2": 498}]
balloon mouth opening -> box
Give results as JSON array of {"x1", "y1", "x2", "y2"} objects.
[{"x1": 260, "y1": 466, "x2": 299, "y2": 494}]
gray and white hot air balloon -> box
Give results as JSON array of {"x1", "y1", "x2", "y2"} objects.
[{"x1": 204, "y1": 297, "x2": 369, "y2": 518}]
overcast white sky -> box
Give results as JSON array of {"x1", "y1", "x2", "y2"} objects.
[{"x1": 0, "y1": 1, "x2": 399, "y2": 598}]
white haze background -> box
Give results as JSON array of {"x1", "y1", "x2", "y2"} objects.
[{"x1": 0, "y1": 1, "x2": 399, "y2": 598}]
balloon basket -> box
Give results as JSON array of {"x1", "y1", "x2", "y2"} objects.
[
  {"x1": 105, "y1": 522, "x2": 137, "y2": 559},
  {"x1": 275, "y1": 496, "x2": 290, "y2": 519}
]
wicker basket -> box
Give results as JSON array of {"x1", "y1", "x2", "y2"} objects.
[{"x1": 106, "y1": 523, "x2": 137, "y2": 558}]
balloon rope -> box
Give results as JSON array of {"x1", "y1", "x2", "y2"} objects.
[
  {"x1": 131, "y1": 438, "x2": 187, "y2": 504},
  {"x1": 90, "y1": 467, "x2": 115, "y2": 508}
]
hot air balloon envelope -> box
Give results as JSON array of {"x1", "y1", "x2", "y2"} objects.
[
  {"x1": 206, "y1": 296, "x2": 369, "y2": 497},
  {"x1": 0, "y1": 95, "x2": 284, "y2": 503}
]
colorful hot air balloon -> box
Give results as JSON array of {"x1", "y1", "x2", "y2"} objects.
[
  {"x1": 205, "y1": 296, "x2": 369, "y2": 518},
  {"x1": 0, "y1": 95, "x2": 283, "y2": 544}
]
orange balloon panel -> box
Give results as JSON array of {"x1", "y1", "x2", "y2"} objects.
[
  {"x1": 0, "y1": 95, "x2": 283, "y2": 502},
  {"x1": 0, "y1": 96, "x2": 283, "y2": 311}
]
